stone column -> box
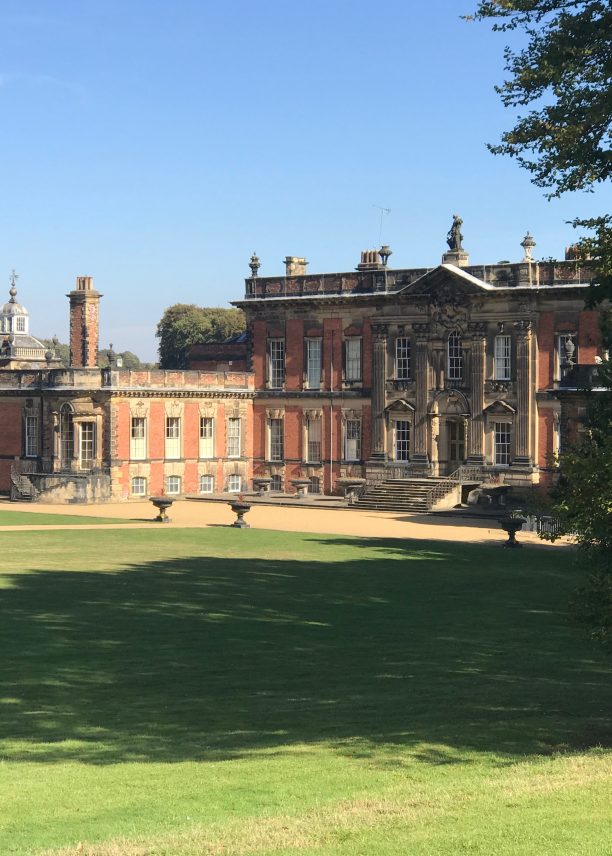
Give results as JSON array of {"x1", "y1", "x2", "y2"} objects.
[
  {"x1": 513, "y1": 320, "x2": 533, "y2": 467},
  {"x1": 467, "y1": 323, "x2": 486, "y2": 465},
  {"x1": 412, "y1": 324, "x2": 430, "y2": 467},
  {"x1": 370, "y1": 323, "x2": 388, "y2": 461}
]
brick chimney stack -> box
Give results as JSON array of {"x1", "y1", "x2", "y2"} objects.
[{"x1": 67, "y1": 276, "x2": 102, "y2": 367}]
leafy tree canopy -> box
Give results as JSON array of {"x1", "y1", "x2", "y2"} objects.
[
  {"x1": 469, "y1": 1, "x2": 612, "y2": 197},
  {"x1": 156, "y1": 305, "x2": 246, "y2": 369},
  {"x1": 41, "y1": 340, "x2": 153, "y2": 369}
]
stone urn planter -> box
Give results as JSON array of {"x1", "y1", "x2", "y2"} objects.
[
  {"x1": 229, "y1": 499, "x2": 252, "y2": 528},
  {"x1": 253, "y1": 477, "x2": 272, "y2": 496},
  {"x1": 149, "y1": 496, "x2": 174, "y2": 523},
  {"x1": 291, "y1": 479, "x2": 312, "y2": 499},
  {"x1": 500, "y1": 516, "x2": 526, "y2": 549},
  {"x1": 336, "y1": 477, "x2": 366, "y2": 504}
]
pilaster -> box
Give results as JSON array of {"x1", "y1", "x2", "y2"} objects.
[
  {"x1": 369, "y1": 323, "x2": 387, "y2": 461},
  {"x1": 467, "y1": 322, "x2": 486, "y2": 464},
  {"x1": 412, "y1": 324, "x2": 430, "y2": 466},
  {"x1": 513, "y1": 320, "x2": 533, "y2": 468}
]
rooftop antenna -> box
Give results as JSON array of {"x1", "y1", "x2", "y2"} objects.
[{"x1": 372, "y1": 205, "x2": 390, "y2": 246}]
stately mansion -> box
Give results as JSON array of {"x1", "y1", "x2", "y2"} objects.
[{"x1": 0, "y1": 221, "x2": 604, "y2": 506}]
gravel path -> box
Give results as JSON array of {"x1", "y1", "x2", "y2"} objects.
[{"x1": 0, "y1": 498, "x2": 568, "y2": 548}]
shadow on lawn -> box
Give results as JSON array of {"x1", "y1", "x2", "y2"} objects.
[{"x1": 1, "y1": 536, "x2": 610, "y2": 765}]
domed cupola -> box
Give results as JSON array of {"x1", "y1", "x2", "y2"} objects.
[
  {"x1": 0, "y1": 271, "x2": 30, "y2": 335},
  {"x1": 0, "y1": 270, "x2": 52, "y2": 369}
]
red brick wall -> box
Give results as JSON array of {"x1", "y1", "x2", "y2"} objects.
[
  {"x1": 537, "y1": 311, "x2": 555, "y2": 389},
  {"x1": 149, "y1": 401, "x2": 166, "y2": 459},
  {"x1": 0, "y1": 400, "x2": 22, "y2": 493},
  {"x1": 323, "y1": 319, "x2": 342, "y2": 390},
  {"x1": 578, "y1": 310, "x2": 600, "y2": 364},
  {"x1": 285, "y1": 406, "x2": 302, "y2": 462},
  {"x1": 285, "y1": 320, "x2": 304, "y2": 390},
  {"x1": 183, "y1": 402, "x2": 199, "y2": 460},
  {"x1": 537, "y1": 411, "x2": 554, "y2": 469},
  {"x1": 252, "y1": 321, "x2": 267, "y2": 389},
  {"x1": 115, "y1": 401, "x2": 130, "y2": 461},
  {"x1": 69, "y1": 297, "x2": 99, "y2": 368},
  {"x1": 362, "y1": 319, "x2": 372, "y2": 389}
]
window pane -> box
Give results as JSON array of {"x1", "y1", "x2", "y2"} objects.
[
  {"x1": 306, "y1": 338, "x2": 322, "y2": 390},
  {"x1": 494, "y1": 335, "x2": 512, "y2": 380},
  {"x1": 447, "y1": 332, "x2": 463, "y2": 381},
  {"x1": 60, "y1": 407, "x2": 74, "y2": 468},
  {"x1": 395, "y1": 420, "x2": 410, "y2": 461},
  {"x1": 165, "y1": 417, "x2": 181, "y2": 459},
  {"x1": 494, "y1": 423, "x2": 511, "y2": 465},
  {"x1": 308, "y1": 476, "x2": 320, "y2": 494},
  {"x1": 306, "y1": 418, "x2": 321, "y2": 462},
  {"x1": 269, "y1": 418, "x2": 284, "y2": 461},
  {"x1": 345, "y1": 419, "x2": 361, "y2": 461},
  {"x1": 130, "y1": 417, "x2": 147, "y2": 460},
  {"x1": 395, "y1": 337, "x2": 411, "y2": 379},
  {"x1": 268, "y1": 339, "x2": 285, "y2": 388},
  {"x1": 80, "y1": 422, "x2": 95, "y2": 470},
  {"x1": 270, "y1": 474, "x2": 283, "y2": 492},
  {"x1": 199, "y1": 474, "x2": 214, "y2": 493},
  {"x1": 166, "y1": 475, "x2": 181, "y2": 494},
  {"x1": 345, "y1": 339, "x2": 361, "y2": 381},
  {"x1": 227, "y1": 418, "x2": 241, "y2": 457},
  {"x1": 131, "y1": 476, "x2": 147, "y2": 496},
  {"x1": 228, "y1": 474, "x2": 241, "y2": 492},
  {"x1": 199, "y1": 417, "x2": 214, "y2": 458},
  {"x1": 25, "y1": 415, "x2": 39, "y2": 457}
]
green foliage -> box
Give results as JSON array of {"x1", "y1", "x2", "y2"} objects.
[
  {"x1": 469, "y1": 1, "x2": 612, "y2": 197},
  {"x1": 571, "y1": 215, "x2": 612, "y2": 336},
  {"x1": 41, "y1": 338, "x2": 70, "y2": 366},
  {"x1": 156, "y1": 304, "x2": 246, "y2": 369}
]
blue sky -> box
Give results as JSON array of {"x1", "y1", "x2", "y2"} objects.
[{"x1": 1, "y1": 0, "x2": 610, "y2": 360}]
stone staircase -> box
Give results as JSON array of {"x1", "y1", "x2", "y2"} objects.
[
  {"x1": 355, "y1": 478, "x2": 457, "y2": 513},
  {"x1": 10, "y1": 468, "x2": 38, "y2": 501}
]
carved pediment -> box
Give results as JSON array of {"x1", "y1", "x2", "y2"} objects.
[
  {"x1": 483, "y1": 399, "x2": 516, "y2": 415},
  {"x1": 397, "y1": 265, "x2": 493, "y2": 335},
  {"x1": 384, "y1": 398, "x2": 415, "y2": 414}
]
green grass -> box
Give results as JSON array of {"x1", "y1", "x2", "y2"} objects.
[
  {"x1": 0, "y1": 509, "x2": 131, "y2": 526},
  {"x1": 0, "y1": 528, "x2": 610, "y2": 855}
]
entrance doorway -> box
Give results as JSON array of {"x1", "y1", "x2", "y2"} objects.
[{"x1": 447, "y1": 420, "x2": 465, "y2": 469}]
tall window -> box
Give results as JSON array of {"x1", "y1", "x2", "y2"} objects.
[
  {"x1": 394, "y1": 420, "x2": 411, "y2": 461},
  {"x1": 494, "y1": 335, "x2": 512, "y2": 380},
  {"x1": 199, "y1": 474, "x2": 214, "y2": 494},
  {"x1": 447, "y1": 331, "x2": 463, "y2": 381},
  {"x1": 130, "y1": 417, "x2": 147, "y2": 460},
  {"x1": 79, "y1": 422, "x2": 95, "y2": 470},
  {"x1": 60, "y1": 404, "x2": 74, "y2": 468},
  {"x1": 199, "y1": 417, "x2": 214, "y2": 458},
  {"x1": 268, "y1": 339, "x2": 285, "y2": 388},
  {"x1": 269, "y1": 418, "x2": 284, "y2": 461},
  {"x1": 344, "y1": 339, "x2": 362, "y2": 381},
  {"x1": 131, "y1": 476, "x2": 147, "y2": 496},
  {"x1": 306, "y1": 418, "x2": 322, "y2": 463},
  {"x1": 305, "y1": 338, "x2": 322, "y2": 390},
  {"x1": 25, "y1": 415, "x2": 39, "y2": 457},
  {"x1": 166, "y1": 475, "x2": 181, "y2": 494},
  {"x1": 395, "y1": 337, "x2": 411, "y2": 379},
  {"x1": 165, "y1": 416, "x2": 181, "y2": 459},
  {"x1": 270, "y1": 474, "x2": 283, "y2": 492},
  {"x1": 227, "y1": 417, "x2": 241, "y2": 458},
  {"x1": 345, "y1": 419, "x2": 361, "y2": 461},
  {"x1": 15, "y1": 316, "x2": 25, "y2": 332},
  {"x1": 228, "y1": 474, "x2": 241, "y2": 492},
  {"x1": 494, "y1": 423, "x2": 511, "y2": 465}
]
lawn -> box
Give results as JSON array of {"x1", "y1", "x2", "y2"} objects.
[
  {"x1": 0, "y1": 528, "x2": 610, "y2": 855},
  {"x1": 0, "y1": 509, "x2": 131, "y2": 526}
]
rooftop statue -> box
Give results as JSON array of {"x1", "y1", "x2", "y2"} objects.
[{"x1": 446, "y1": 214, "x2": 464, "y2": 252}]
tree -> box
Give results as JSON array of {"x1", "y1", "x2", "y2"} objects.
[
  {"x1": 472, "y1": 1, "x2": 612, "y2": 643},
  {"x1": 156, "y1": 305, "x2": 246, "y2": 369},
  {"x1": 469, "y1": 1, "x2": 612, "y2": 197}
]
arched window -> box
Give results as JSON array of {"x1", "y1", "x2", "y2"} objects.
[
  {"x1": 447, "y1": 331, "x2": 463, "y2": 381},
  {"x1": 60, "y1": 404, "x2": 74, "y2": 468}
]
